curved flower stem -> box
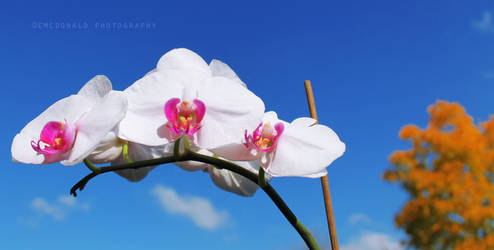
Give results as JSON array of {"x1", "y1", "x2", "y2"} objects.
[
  {"x1": 71, "y1": 156, "x2": 176, "y2": 196},
  {"x1": 182, "y1": 151, "x2": 320, "y2": 250},
  {"x1": 258, "y1": 167, "x2": 267, "y2": 188},
  {"x1": 71, "y1": 151, "x2": 320, "y2": 250},
  {"x1": 83, "y1": 158, "x2": 101, "y2": 173}
]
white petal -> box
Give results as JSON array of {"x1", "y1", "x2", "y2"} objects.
[
  {"x1": 11, "y1": 95, "x2": 93, "y2": 164},
  {"x1": 174, "y1": 161, "x2": 208, "y2": 172},
  {"x1": 118, "y1": 71, "x2": 187, "y2": 146},
  {"x1": 12, "y1": 133, "x2": 46, "y2": 164},
  {"x1": 144, "y1": 69, "x2": 157, "y2": 77},
  {"x1": 303, "y1": 169, "x2": 328, "y2": 178},
  {"x1": 210, "y1": 143, "x2": 260, "y2": 161},
  {"x1": 290, "y1": 117, "x2": 317, "y2": 128},
  {"x1": 77, "y1": 75, "x2": 112, "y2": 102},
  {"x1": 87, "y1": 131, "x2": 124, "y2": 164},
  {"x1": 209, "y1": 160, "x2": 268, "y2": 197},
  {"x1": 147, "y1": 143, "x2": 174, "y2": 158},
  {"x1": 156, "y1": 48, "x2": 210, "y2": 77},
  {"x1": 195, "y1": 77, "x2": 265, "y2": 149},
  {"x1": 266, "y1": 119, "x2": 345, "y2": 177},
  {"x1": 19, "y1": 95, "x2": 93, "y2": 138},
  {"x1": 63, "y1": 91, "x2": 128, "y2": 165},
  {"x1": 262, "y1": 111, "x2": 280, "y2": 124},
  {"x1": 209, "y1": 59, "x2": 246, "y2": 87},
  {"x1": 174, "y1": 148, "x2": 211, "y2": 172},
  {"x1": 112, "y1": 143, "x2": 160, "y2": 182}
]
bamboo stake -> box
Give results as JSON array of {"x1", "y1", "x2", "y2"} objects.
[{"x1": 304, "y1": 80, "x2": 339, "y2": 250}]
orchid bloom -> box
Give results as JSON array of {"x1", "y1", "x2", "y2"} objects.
[
  {"x1": 213, "y1": 111, "x2": 345, "y2": 177},
  {"x1": 169, "y1": 57, "x2": 249, "y2": 172},
  {"x1": 118, "y1": 48, "x2": 264, "y2": 151},
  {"x1": 11, "y1": 75, "x2": 128, "y2": 165}
]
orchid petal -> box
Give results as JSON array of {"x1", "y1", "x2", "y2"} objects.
[
  {"x1": 262, "y1": 111, "x2": 280, "y2": 124},
  {"x1": 63, "y1": 91, "x2": 128, "y2": 165},
  {"x1": 112, "y1": 143, "x2": 161, "y2": 182},
  {"x1": 88, "y1": 131, "x2": 124, "y2": 164},
  {"x1": 12, "y1": 133, "x2": 46, "y2": 164},
  {"x1": 174, "y1": 148, "x2": 211, "y2": 172},
  {"x1": 209, "y1": 59, "x2": 246, "y2": 87},
  {"x1": 266, "y1": 119, "x2": 345, "y2": 177},
  {"x1": 209, "y1": 160, "x2": 270, "y2": 197},
  {"x1": 193, "y1": 99, "x2": 206, "y2": 124},
  {"x1": 118, "y1": 71, "x2": 185, "y2": 146},
  {"x1": 156, "y1": 48, "x2": 210, "y2": 77},
  {"x1": 144, "y1": 69, "x2": 157, "y2": 77},
  {"x1": 77, "y1": 75, "x2": 112, "y2": 103},
  {"x1": 195, "y1": 76, "x2": 265, "y2": 149},
  {"x1": 290, "y1": 117, "x2": 317, "y2": 128},
  {"x1": 164, "y1": 98, "x2": 181, "y2": 126},
  {"x1": 39, "y1": 121, "x2": 64, "y2": 145},
  {"x1": 174, "y1": 161, "x2": 209, "y2": 172},
  {"x1": 210, "y1": 143, "x2": 260, "y2": 161}
]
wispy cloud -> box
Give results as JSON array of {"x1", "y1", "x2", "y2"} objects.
[
  {"x1": 481, "y1": 71, "x2": 494, "y2": 80},
  {"x1": 31, "y1": 197, "x2": 65, "y2": 221},
  {"x1": 26, "y1": 195, "x2": 91, "y2": 222},
  {"x1": 348, "y1": 213, "x2": 371, "y2": 225},
  {"x1": 472, "y1": 11, "x2": 494, "y2": 33},
  {"x1": 58, "y1": 195, "x2": 91, "y2": 210},
  {"x1": 151, "y1": 184, "x2": 228, "y2": 230},
  {"x1": 341, "y1": 232, "x2": 403, "y2": 250}
]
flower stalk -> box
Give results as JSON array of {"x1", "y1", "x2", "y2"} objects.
[{"x1": 72, "y1": 149, "x2": 320, "y2": 250}]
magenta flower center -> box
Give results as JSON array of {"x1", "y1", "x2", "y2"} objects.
[
  {"x1": 244, "y1": 122, "x2": 284, "y2": 152},
  {"x1": 164, "y1": 98, "x2": 206, "y2": 136},
  {"x1": 31, "y1": 120, "x2": 77, "y2": 155}
]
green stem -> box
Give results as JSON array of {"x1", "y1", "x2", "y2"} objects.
[
  {"x1": 258, "y1": 167, "x2": 266, "y2": 188},
  {"x1": 173, "y1": 137, "x2": 181, "y2": 158},
  {"x1": 122, "y1": 142, "x2": 133, "y2": 163},
  {"x1": 72, "y1": 156, "x2": 176, "y2": 196},
  {"x1": 72, "y1": 151, "x2": 320, "y2": 250},
  {"x1": 183, "y1": 151, "x2": 320, "y2": 250},
  {"x1": 83, "y1": 158, "x2": 101, "y2": 173}
]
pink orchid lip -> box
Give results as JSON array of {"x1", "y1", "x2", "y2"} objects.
[
  {"x1": 31, "y1": 120, "x2": 77, "y2": 155},
  {"x1": 244, "y1": 122, "x2": 284, "y2": 152},
  {"x1": 164, "y1": 98, "x2": 206, "y2": 136}
]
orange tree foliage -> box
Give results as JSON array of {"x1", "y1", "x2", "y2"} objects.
[{"x1": 383, "y1": 101, "x2": 494, "y2": 250}]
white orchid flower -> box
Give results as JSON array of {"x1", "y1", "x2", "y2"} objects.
[
  {"x1": 11, "y1": 75, "x2": 128, "y2": 166},
  {"x1": 168, "y1": 56, "x2": 248, "y2": 172},
  {"x1": 118, "y1": 48, "x2": 265, "y2": 151},
  {"x1": 212, "y1": 111, "x2": 346, "y2": 177}
]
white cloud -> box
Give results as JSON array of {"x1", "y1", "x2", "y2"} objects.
[
  {"x1": 58, "y1": 195, "x2": 77, "y2": 207},
  {"x1": 58, "y1": 195, "x2": 91, "y2": 211},
  {"x1": 473, "y1": 11, "x2": 494, "y2": 32},
  {"x1": 28, "y1": 195, "x2": 90, "y2": 222},
  {"x1": 151, "y1": 184, "x2": 228, "y2": 230},
  {"x1": 31, "y1": 197, "x2": 65, "y2": 221},
  {"x1": 482, "y1": 71, "x2": 494, "y2": 80},
  {"x1": 341, "y1": 232, "x2": 403, "y2": 250},
  {"x1": 348, "y1": 213, "x2": 371, "y2": 225}
]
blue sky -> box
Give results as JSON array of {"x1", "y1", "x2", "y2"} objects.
[{"x1": 2, "y1": 1, "x2": 494, "y2": 249}]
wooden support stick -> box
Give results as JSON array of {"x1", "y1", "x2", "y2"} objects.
[{"x1": 304, "y1": 80, "x2": 339, "y2": 250}]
